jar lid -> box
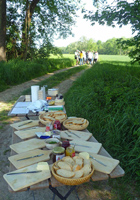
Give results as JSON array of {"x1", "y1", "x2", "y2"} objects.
[{"x1": 53, "y1": 146, "x2": 65, "y2": 154}]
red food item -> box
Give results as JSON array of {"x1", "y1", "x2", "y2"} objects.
[{"x1": 53, "y1": 120, "x2": 61, "y2": 130}]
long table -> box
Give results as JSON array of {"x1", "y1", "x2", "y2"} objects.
[{"x1": 7, "y1": 96, "x2": 125, "y2": 199}]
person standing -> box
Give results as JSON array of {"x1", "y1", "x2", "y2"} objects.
[
  {"x1": 86, "y1": 51, "x2": 89, "y2": 64},
  {"x1": 94, "y1": 51, "x2": 98, "y2": 63},
  {"x1": 75, "y1": 50, "x2": 79, "y2": 65},
  {"x1": 79, "y1": 51, "x2": 83, "y2": 65},
  {"x1": 82, "y1": 50, "x2": 86, "y2": 64},
  {"x1": 88, "y1": 51, "x2": 93, "y2": 65}
]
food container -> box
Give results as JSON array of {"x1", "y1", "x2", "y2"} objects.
[
  {"x1": 61, "y1": 140, "x2": 70, "y2": 150},
  {"x1": 53, "y1": 147, "x2": 65, "y2": 162},
  {"x1": 66, "y1": 145, "x2": 75, "y2": 157},
  {"x1": 53, "y1": 120, "x2": 61, "y2": 130},
  {"x1": 51, "y1": 130, "x2": 61, "y2": 139},
  {"x1": 48, "y1": 88, "x2": 58, "y2": 96},
  {"x1": 45, "y1": 138, "x2": 60, "y2": 150}
]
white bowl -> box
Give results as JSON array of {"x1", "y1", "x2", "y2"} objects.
[{"x1": 45, "y1": 138, "x2": 60, "y2": 150}]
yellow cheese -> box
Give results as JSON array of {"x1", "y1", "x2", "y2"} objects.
[
  {"x1": 37, "y1": 162, "x2": 49, "y2": 171},
  {"x1": 79, "y1": 152, "x2": 89, "y2": 159}
]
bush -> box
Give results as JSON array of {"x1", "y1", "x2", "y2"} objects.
[{"x1": 0, "y1": 57, "x2": 75, "y2": 91}]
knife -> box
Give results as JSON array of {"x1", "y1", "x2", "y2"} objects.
[
  {"x1": 18, "y1": 121, "x2": 33, "y2": 127},
  {"x1": 7, "y1": 170, "x2": 42, "y2": 175},
  {"x1": 20, "y1": 126, "x2": 40, "y2": 131},
  {"x1": 17, "y1": 154, "x2": 44, "y2": 161},
  {"x1": 90, "y1": 155, "x2": 107, "y2": 167},
  {"x1": 70, "y1": 143, "x2": 91, "y2": 148},
  {"x1": 67, "y1": 130, "x2": 81, "y2": 138}
]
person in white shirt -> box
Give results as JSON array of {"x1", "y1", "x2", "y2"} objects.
[
  {"x1": 94, "y1": 51, "x2": 98, "y2": 63},
  {"x1": 88, "y1": 51, "x2": 93, "y2": 65},
  {"x1": 82, "y1": 50, "x2": 86, "y2": 64},
  {"x1": 75, "y1": 50, "x2": 79, "y2": 65}
]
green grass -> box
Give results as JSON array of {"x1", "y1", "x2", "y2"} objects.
[
  {"x1": 64, "y1": 59, "x2": 140, "y2": 199},
  {"x1": 50, "y1": 54, "x2": 75, "y2": 59},
  {"x1": 99, "y1": 55, "x2": 131, "y2": 62}
]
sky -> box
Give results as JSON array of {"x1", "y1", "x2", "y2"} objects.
[{"x1": 52, "y1": 0, "x2": 133, "y2": 47}]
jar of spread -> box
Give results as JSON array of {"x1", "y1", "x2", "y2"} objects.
[
  {"x1": 53, "y1": 120, "x2": 61, "y2": 130},
  {"x1": 53, "y1": 147, "x2": 65, "y2": 162},
  {"x1": 65, "y1": 145, "x2": 75, "y2": 157},
  {"x1": 61, "y1": 140, "x2": 70, "y2": 150},
  {"x1": 46, "y1": 122, "x2": 53, "y2": 132}
]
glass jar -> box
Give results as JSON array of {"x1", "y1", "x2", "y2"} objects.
[
  {"x1": 65, "y1": 145, "x2": 75, "y2": 158},
  {"x1": 53, "y1": 146, "x2": 65, "y2": 162},
  {"x1": 46, "y1": 122, "x2": 53, "y2": 132},
  {"x1": 53, "y1": 120, "x2": 61, "y2": 130},
  {"x1": 51, "y1": 130, "x2": 61, "y2": 139},
  {"x1": 61, "y1": 140, "x2": 70, "y2": 150}
]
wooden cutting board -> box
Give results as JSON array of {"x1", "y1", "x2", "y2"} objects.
[
  {"x1": 89, "y1": 153, "x2": 120, "y2": 174},
  {"x1": 70, "y1": 139, "x2": 102, "y2": 154},
  {"x1": 14, "y1": 127, "x2": 46, "y2": 140},
  {"x1": 3, "y1": 163, "x2": 51, "y2": 191},
  {"x1": 10, "y1": 120, "x2": 39, "y2": 130},
  {"x1": 8, "y1": 149, "x2": 52, "y2": 169},
  {"x1": 61, "y1": 130, "x2": 92, "y2": 141},
  {"x1": 10, "y1": 138, "x2": 46, "y2": 153}
]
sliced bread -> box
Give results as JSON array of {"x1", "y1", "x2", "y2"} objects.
[
  {"x1": 73, "y1": 156, "x2": 83, "y2": 168},
  {"x1": 57, "y1": 161, "x2": 72, "y2": 171},
  {"x1": 81, "y1": 164, "x2": 92, "y2": 176},
  {"x1": 62, "y1": 156, "x2": 75, "y2": 165},
  {"x1": 73, "y1": 164, "x2": 81, "y2": 171},
  {"x1": 56, "y1": 169, "x2": 75, "y2": 178},
  {"x1": 72, "y1": 169, "x2": 84, "y2": 179}
]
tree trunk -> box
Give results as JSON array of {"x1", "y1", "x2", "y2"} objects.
[
  {"x1": 21, "y1": 0, "x2": 39, "y2": 60},
  {"x1": 0, "y1": 0, "x2": 6, "y2": 61}
]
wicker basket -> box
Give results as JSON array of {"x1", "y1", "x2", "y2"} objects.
[
  {"x1": 63, "y1": 117, "x2": 89, "y2": 131},
  {"x1": 51, "y1": 163, "x2": 94, "y2": 185},
  {"x1": 39, "y1": 114, "x2": 55, "y2": 126},
  {"x1": 39, "y1": 111, "x2": 67, "y2": 125}
]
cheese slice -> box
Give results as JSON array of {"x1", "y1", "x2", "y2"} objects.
[
  {"x1": 79, "y1": 152, "x2": 89, "y2": 159},
  {"x1": 37, "y1": 162, "x2": 49, "y2": 171}
]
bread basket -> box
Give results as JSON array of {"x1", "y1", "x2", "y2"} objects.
[
  {"x1": 39, "y1": 113, "x2": 55, "y2": 126},
  {"x1": 63, "y1": 117, "x2": 89, "y2": 131},
  {"x1": 39, "y1": 111, "x2": 67, "y2": 125},
  {"x1": 51, "y1": 162, "x2": 94, "y2": 185}
]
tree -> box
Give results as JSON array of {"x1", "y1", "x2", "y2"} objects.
[
  {"x1": 0, "y1": 0, "x2": 6, "y2": 61},
  {"x1": 7, "y1": 0, "x2": 81, "y2": 60},
  {"x1": 83, "y1": 0, "x2": 140, "y2": 63}
]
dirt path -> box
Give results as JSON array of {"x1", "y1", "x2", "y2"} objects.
[{"x1": 0, "y1": 66, "x2": 82, "y2": 103}]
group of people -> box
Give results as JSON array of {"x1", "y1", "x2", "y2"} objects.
[{"x1": 75, "y1": 50, "x2": 98, "y2": 65}]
